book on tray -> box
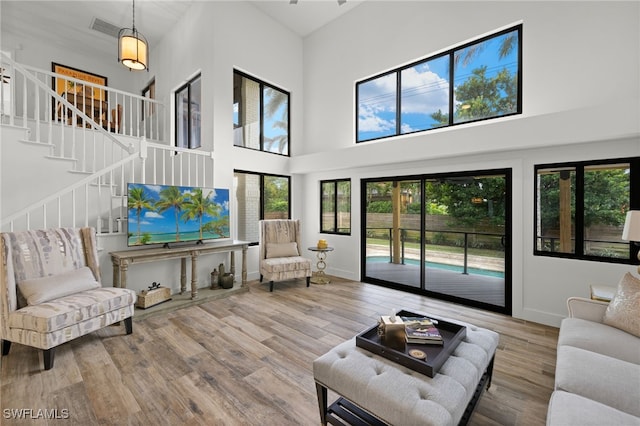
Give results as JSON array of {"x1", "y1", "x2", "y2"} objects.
[{"x1": 401, "y1": 316, "x2": 444, "y2": 345}]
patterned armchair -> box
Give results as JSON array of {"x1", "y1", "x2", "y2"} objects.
[
  {"x1": 259, "y1": 220, "x2": 312, "y2": 292},
  {"x1": 0, "y1": 227, "x2": 136, "y2": 370}
]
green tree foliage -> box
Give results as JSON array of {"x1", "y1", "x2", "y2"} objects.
[
  {"x1": 539, "y1": 168, "x2": 629, "y2": 231},
  {"x1": 202, "y1": 216, "x2": 229, "y2": 238},
  {"x1": 432, "y1": 32, "x2": 518, "y2": 126},
  {"x1": 181, "y1": 188, "x2": 222, "y2": 239},
  {"x1": 155, "y1": 186, "x2": 187, "y2": 241},
  {"x1": 128, "y1": 186, "x2": 154, "y2": 245},
  {"x1": 264, "y1": 177, "x2": 289, "y2": 213},
  {"x1": 427, "y1": 178, "x2": 506, "y2": 227}
]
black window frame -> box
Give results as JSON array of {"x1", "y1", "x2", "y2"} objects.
[
  {"x1": 234, "y1": 169, "x2": 292, "y2": 245},
  {"x1": 141, "y1": 77, "x2": 155, "y2": 121},
  {"x1": 356, "y1": 24, "x2": 522, "y2": 143},
  {"x1": 233, "y1": 69, "x2": 290, "y2": 157},
  {"x1": 533, "y1": 157, "x2": 640, "y2": 265},
  {"x1": 174, "y1": 73, "x2": 201, "y2": 150},
  {"x1": 320, "y1": 178, "x2": 351, "y2": 235}
]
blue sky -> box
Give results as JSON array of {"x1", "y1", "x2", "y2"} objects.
[
  {"x1": 128, "y1": 184, "x2": 229, "y2": 234},
  {"x1": 358, "y1": 29, "x2": 519, "y2": 141}
]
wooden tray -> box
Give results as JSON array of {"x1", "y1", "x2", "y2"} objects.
[{"x1": 355, "y1": 309, "x2": 466, "y2": 377}]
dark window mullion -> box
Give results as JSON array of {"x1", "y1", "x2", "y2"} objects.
[
  {"x1": 632, "y1": 159, "x2": 640, "y2": 262},
  {"x1": 259, "y1": 174, "x2": 265, "y2": 220},
  {"x1": 186, "y1": 85, "x2": 192, "y2": 149},
  {"x1": 396, "y1": 72, "x2": 401, "y2": 136},
  {"x1": 448, "y1": 52, "x2": 454, "y2": 126},
  {"x1": 259, "y1": 83, "x2": 264, "y2": 152},
  {"x1": 334, "y1": 181, "x2": 339, "y2": 232},
  {"x1": 420, "y1": 177, "x2": 426, "y2": 290},
  {"x1": 575, "y1": 165, "x2": 585, "y2": 256}
]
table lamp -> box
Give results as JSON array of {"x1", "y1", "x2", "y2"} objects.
[{"x1": 622, "y1": 210, "x2": 640, "y2": 273}]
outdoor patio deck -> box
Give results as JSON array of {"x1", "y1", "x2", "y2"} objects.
[{"x1": 365, "y1": 261, "x2": 505, "y2": 307}]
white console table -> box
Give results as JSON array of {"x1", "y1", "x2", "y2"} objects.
[{"x1": 110, "y1": 240, "x2": 249, "y2": 299}]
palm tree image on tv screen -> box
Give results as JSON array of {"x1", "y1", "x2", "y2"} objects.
[{"x1": 127, "y1": 183, "x2": 230, "y2": 246}]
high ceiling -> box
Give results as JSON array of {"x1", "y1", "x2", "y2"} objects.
[{"x1": 0, "y1": 1, "x2": 363, "y2": 59}]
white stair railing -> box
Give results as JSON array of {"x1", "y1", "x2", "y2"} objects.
[
  {"x1": 1, "y1": 140, "x2": 216, "y2": 234},
  {"x1": 0, "y1": 54, "x2": 165, "y2": 174}
]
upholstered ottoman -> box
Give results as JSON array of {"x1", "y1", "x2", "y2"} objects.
[{"x1": 313, "y1": 322, "x2": 499, "y2": 426}]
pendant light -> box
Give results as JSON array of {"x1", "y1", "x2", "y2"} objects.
[{"x1": 118, "y1": 0, "x2": 149, "y2": 71}]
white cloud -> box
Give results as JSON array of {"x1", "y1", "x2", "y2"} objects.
[
  {"x1": 400, "y1": 66, "x2": 449, "y2": 115},
  {"x1": 358, "y1": 65, "x2": 449, "y2": 128},
  {"x1": 358, "y1": 107, "x2": 395, "y2": 133},
  {"x1": 144, "y1": 212, "x2": 163, "y2": 219},
  {"x1": 359, "y1": 74, "x2": 396, "y2": 113}
]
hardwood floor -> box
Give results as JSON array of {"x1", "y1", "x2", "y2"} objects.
[{"x1": 1, "y1": 277, "x2": 559, "y2": 425}]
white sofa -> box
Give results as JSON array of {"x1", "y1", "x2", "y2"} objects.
[{"x1": 547, "y1": 273, "x2": 640, "y2": 426}]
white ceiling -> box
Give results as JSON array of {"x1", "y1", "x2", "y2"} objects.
[
  {"x1": 249, "y1": 0, "x2": 363, "y2": 37},
  {"x1": 0, "y1": 1, "x2": 363, "y2": 59}
]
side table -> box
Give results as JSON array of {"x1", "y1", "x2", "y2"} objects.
[{"x1": 307, "y1": 247, "x2": 334, "y2": 284}]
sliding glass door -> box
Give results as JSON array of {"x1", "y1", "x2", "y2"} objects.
[{"x1": 362, "y1": 170, "x2": 511, "y2": 314}]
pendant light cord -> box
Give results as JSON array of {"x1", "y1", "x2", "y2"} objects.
[{"x1": 132, "y1": 0, "x2": 136, "y2": 31}]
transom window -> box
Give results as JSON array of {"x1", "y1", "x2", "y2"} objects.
[
  {"x1": 534, "y1": 157, "x2": 640, "y2": 264},
  {"x1": 357, "y1": 25, "x2": 521, "y2": 142},
  {"x1": 233, "y1": 70, "x2": 290, "y2": 156}
]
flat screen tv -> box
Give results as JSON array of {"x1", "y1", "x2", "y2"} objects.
[{"x1": 127, "y1": 183, "x2": 230, "y2": 247}]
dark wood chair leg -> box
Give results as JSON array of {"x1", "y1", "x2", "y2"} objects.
[
  {"x1": 306, "y1": 276, "x2": 311, "y2": 287},
  {"x1": 43, "y1": 348, "x2": 54, "y2": 370},
  {"x1": 269, "y1": 281, "x2": 274, "y2": 292},
  {"x1": 125, "y1": 316, "x2": 133, "y2": 335},
  {"x1": 1, "y1": 340, "x2": 11, "y2": 356},
  {"x1": 315, "y1": 382, "x2": 328, "y2": 425},
  {"x1": 259, "y1": 274, "x2": 263, "y2": 283}
]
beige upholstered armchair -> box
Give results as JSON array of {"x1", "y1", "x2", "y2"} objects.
[
  {"x1": 0, "y1": 227, "x2": 136, "y2": 370},
  {"x1": 259, "y1": 220, "x2": 312, "y2": 292}
]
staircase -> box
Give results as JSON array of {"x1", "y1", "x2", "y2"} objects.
[{"x1": 1, "y1": 54, "x2": 215, "y2": 236}]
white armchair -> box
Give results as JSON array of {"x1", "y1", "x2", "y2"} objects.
[
  {"x1": 0, "y1": 227, "x2": 136, "y2": 370},
  {"x1": 259, "y1": 220, "x2": 312, "y2": 292}
]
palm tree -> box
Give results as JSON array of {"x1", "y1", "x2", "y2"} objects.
[
  {"x1": 202, "y1": 216, "x2": 230, "y2": 238},
  {"x1": 128, "y1": 186, "x2": 154, "y2": 245},
  {"x1": 155, "y1": 186, "x2": 187, "y2": 241},
  {"x1": 454, "y1": 31, "x2": 517, "y2": 67},
  {"x1": 181, "y1": 188, "x2": 221, "y2": 239},
  {"x1": 263, "y1": 87, "x2": 288, "y2": 154}
]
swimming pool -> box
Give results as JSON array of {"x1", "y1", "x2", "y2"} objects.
[{"x1": 366, "y1": 256, "x2": 505, "y2": 278}]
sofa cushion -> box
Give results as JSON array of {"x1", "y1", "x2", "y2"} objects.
[
  {"x1": 547, "y1": 390, "x2": 640, "y2": 426},
  {"x1": 8, "y1": 287, "x2": 136, "y2": 333},
  {"x1": 603, "y1": 272, "x2": 640, "y2": 337},
  {"x1": 17, "y1": 267, "x2": 100, "y2": 306},
  {"x1": 266, "y1": 242, "x2": 299, "y2": 258},
  {"x1": 5, "y1": 228, "x2": 88, "y2": 283},
  {"x1": 555, "y1": 345, "x2": 640, "y2": 417},
  {"x1": 558, "y1": 317, "x2": 640, "y2": 364}
]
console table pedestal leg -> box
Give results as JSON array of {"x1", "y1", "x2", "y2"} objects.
[
  {"x1": 191, "y1": 253, "x2": 199, "y2": 299},
  {"x1": 180, "y1": 258, "x2": 187, "y2": 295},
  {"x1": 242, "y1": 246, "x2": 247, "y2": 287}
]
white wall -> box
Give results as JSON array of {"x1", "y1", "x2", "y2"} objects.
[{"x1": 298, "y1": 1, "x2": 640, "y2": 327}]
